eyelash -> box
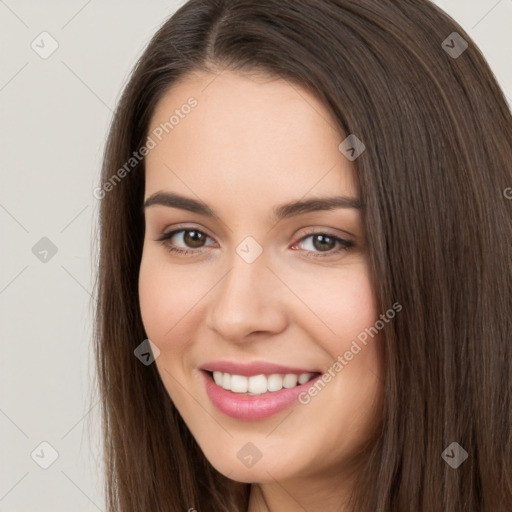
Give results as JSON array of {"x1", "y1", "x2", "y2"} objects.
[{"x1": 154, "y1": 228, "x2": 355, "y2": 259}]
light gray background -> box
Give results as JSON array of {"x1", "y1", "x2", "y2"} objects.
[{"x1": 0, "y1": 1, "x2": 510, "y2": 510}]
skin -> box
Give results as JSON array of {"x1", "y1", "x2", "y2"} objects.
[{"x1": 139, "y1": 69, "x2": 385, "y2": 511}]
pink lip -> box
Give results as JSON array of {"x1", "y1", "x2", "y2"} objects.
[
  {"x1": 200, "y1": 360, "x2": 320, "y2": 376},
  {"x1": 201, "y1": 370, "x2": 322, "y2": 421}
]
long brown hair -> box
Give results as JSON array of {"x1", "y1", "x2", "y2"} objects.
[{"x1": 93, "y1": 1, "x2": 512, "y2": 510}]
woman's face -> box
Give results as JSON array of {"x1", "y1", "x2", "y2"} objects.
[{"x1": 139, "y1": 70, "x2": 384, "y2": 487}]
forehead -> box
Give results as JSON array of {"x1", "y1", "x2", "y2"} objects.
[{"x1": 145, "y1": 70, "x2": 358, "y2": 208}]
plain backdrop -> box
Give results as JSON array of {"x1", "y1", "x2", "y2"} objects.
[{"x1": 0, "y1": 1, "x2": 510, "y2": 510}]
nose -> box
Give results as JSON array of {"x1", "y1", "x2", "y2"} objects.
[{"x1": 206, "y1": 253, "x2": 288, "y2": 343}]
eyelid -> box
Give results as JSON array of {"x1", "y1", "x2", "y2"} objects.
[
  {"x1": 290, "y1": 229, "x2": 355, "y2": 256},
  {"x1": 295, "y1": 226, "x2": 354, "y2": 240},
  {"x1": 153, "y1": 227, "x2": 216, "y2": 247},
  {"x1": 154, "y1": 222, "x2": 217, "y2": 242},
  {"x1": 154, "y1": 225, "x2": 352, "y2": 244},
  {"x1": 154, "y1": 224, "x2": 355, "y2": 259}
]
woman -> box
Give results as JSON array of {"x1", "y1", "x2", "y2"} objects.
[{"x1": 93, "y1": 1, "x2": 512, "y2": 510}]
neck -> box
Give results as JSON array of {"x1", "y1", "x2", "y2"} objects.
[{"x1": 247, "y1": 470, "x2": 357, "y2": 512}]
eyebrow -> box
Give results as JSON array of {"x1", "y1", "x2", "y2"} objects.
[{"x1": 143, "y1": 191, "x2": 361, "y2": 221}]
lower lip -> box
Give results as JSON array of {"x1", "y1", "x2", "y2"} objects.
[{"x1": 201, "y1": 371, "x2": 321, "y2": 420}]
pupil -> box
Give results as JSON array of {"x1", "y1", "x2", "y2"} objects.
[
  {"x1": 184, "y1": 230, "x2": 205, "y2": 248},
  {"x1": 313, "y1": 234, "x2": 334, "y2": 252}
]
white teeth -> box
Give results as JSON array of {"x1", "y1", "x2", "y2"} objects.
[
  {"x1": 283, "y1": 374, "x2": 298, "y2": 388},
  {"x1": 213, "y1": 371, "x2": 223, "y2": 386},
  {"x1": 248, "y1": 374, "x2": 267, "y2": 394},
  {"x1": 298, "y1": 373, "x2": 313, "y2": 385},
  {"x1": 222, "y1": 372, "x2": 231, "y2": 390},
  {"x1": 210, "y1": 371, "x2": 317, "y2": 395},
  {"x1": 230, "y1": 374, "x2": 248, "y2": 393},
  {"x1": 267, "y1": 374, "x2": 283, "y2": 392}
]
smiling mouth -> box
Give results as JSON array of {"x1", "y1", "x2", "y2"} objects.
[{"x1": 205, "y1": 370, "x2": 321, "y2": 395}]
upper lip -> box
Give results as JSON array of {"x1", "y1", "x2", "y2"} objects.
[{"x1": 200, "y1": 360, "x2": 321, "y2": 376}]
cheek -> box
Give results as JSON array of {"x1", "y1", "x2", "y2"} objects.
[
  {"x1": 138, "y1": 250, "x2": 215, "y2": 351},
  {"x1": 287, "y1": 262, "x2": 378, "y2": 345},
  {"x1": 336, "y1": 273, "x2": 378, "y2": 342},
  {"x1": 138, "y1": 253, "x2": 187, "y2": 343}
]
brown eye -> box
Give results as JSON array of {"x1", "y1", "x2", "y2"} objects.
[
  {"x1": 183, "y1": 230, "x2": 207, "y2": 248},
  {"x1": 311, "y1": 234, "x2": 336, "y2": 252},
  {"x1": 155, "y1": 228, "x2": 215, "y2": 255},
  {"x1": 293, "y1": 232, "x2": 355, "y2": 259}
]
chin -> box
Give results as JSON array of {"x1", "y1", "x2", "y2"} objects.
[{"x1": 204, "y1": 447, "x2": 303, "y2": 484}]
